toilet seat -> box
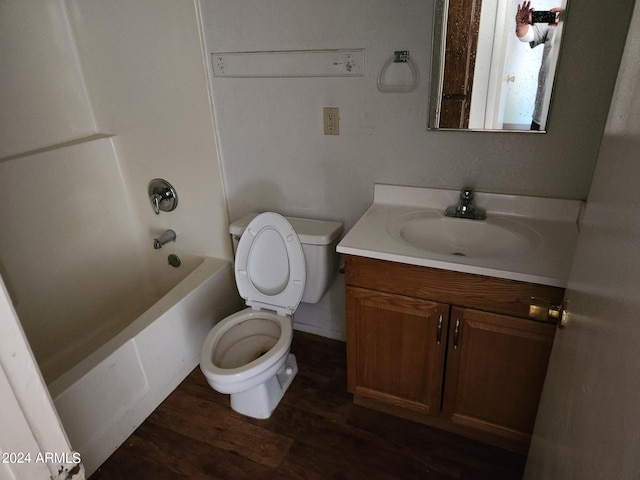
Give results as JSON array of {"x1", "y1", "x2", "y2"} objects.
[{"x1": 235, "y1": 212, "x2": 305, "y2": 316}]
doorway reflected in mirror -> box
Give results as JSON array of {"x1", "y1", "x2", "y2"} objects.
[{"x1": 429, "y1": 0, "x2": 569, "y2": 132}]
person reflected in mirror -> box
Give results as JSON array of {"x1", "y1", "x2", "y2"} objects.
[{"x1": 516, "y1": 1, "x2": 562, "y2": 130}]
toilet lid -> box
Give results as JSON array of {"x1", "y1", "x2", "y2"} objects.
[{"x1": 235, "y1": 212, "x2": 306, "y2": 316}]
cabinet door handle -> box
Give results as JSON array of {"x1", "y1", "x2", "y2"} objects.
[
  {"x1": 453, "y1": 318, "x2": 460, "y2": 349},
  {"x1": 436, "y1": 314, "x2": 443, "y2": 344}
]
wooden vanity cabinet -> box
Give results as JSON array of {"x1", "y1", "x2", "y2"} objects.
[
  {"x1": 346, "y1": 287, "x2": 449, "y2": 416},
  {"x1": 344, "y1": 255, "x2": 563, "y2": 451},
  {"x1": 442, "y1": 307, "x2": 556, "y2": 445}
]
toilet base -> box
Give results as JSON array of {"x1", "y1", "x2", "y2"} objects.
[{"x1": 229, "y1": 353, "x2": 298, "y2": 419}]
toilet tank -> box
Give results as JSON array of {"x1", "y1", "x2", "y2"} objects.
[{"x1": 229, "y1": 213, "x2": 343, "y2": 304}]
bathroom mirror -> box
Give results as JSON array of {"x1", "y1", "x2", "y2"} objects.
[{"x1": 429, "y1": 0, "x2": 569, "y2": 132}]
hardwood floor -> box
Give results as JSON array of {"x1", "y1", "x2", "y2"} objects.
[{"x1": 90, "y1": 331, "x2": 526, "y2": 479}]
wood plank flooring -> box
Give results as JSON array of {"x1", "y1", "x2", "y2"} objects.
[{"x1": 90, "y1": 331, "x2": 526, "y2": 479}]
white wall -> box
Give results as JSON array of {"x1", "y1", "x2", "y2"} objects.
[
  {"x1": 201, "y1": 0, "x2": 632, "y2": 227},
  {"x1": 199, "y1": 0, "x2": 634, "y2": 339},
  {"x1": 525, "y1": 1, "x2": 640, "y2": 477}
]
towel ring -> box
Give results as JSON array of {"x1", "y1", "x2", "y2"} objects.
[{"x1": 377, "y1": 51, "x2": 419, "y2": 93}]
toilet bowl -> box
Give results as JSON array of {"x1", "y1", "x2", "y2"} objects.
[
  {"x1": 200, "y1": 212, "x2": 306, "y2": 419},
  {"x1": 200, "y1": 308, "x2": 299, "y2": 418}
]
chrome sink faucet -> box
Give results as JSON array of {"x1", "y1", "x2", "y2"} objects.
[
  {"x1": 153, "y1": 229, "x2": 176, "y2": 249},
  {"x1": 445, "y1": 187, "x2": 486, "y2": 220}
]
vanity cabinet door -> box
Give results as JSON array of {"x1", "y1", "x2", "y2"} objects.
[
  {"x1": 442, "y1": 307, "x2": 556, "y2": 443},
  {"x1": 346, "y1": 286, "x2": 449, "y2": 417}
]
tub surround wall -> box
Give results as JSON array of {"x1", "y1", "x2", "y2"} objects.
[
  {"x1": 65, "y1": 0, "x2": 232, "y2": 261},
  {"x1": 0, "y1": 0, "x2": 97, "y2": 159},
  {"x1": 200, "y1": 0, "x2": 634, "y2": 339},
  {"x1": 0, "y1": 0, "x2": 233, "y2": 383},
  {"x1": 0, "y1": 139, "x2": 149, "y2": 384}
]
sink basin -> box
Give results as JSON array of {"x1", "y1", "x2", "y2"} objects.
[{"x1": 386, "y1": 210, "x2": 543, "y2": 259}]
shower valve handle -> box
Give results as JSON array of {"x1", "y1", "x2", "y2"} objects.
[
  {"x1": 148, "y1": 179, "x2": 178, "y2": 215},
  {"x1": 151, "y1": 194, "x2": 162, "y2": 215}
]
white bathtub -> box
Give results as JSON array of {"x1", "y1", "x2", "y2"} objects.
[{"x1": 47, "y1": 256, "x2": 241, "y2": 477}]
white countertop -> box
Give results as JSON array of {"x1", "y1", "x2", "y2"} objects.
[{"x1": 337, "y1": 184, "x2": 583, "y2": 288}]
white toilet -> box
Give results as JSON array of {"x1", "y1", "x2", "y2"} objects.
[{"x1": 200, "y1": 212, "x2": 342, "y2": 419}]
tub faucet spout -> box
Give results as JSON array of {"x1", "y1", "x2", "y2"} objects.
[{"x1": 153, "y1": 229, "x2": 176, "y2": 249}]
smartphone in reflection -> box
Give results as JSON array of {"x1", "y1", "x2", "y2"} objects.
[{"x1": 532, "y1": 11, "x2": 558, "y2": 24}]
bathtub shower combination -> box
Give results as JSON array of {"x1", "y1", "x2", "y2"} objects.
[
  {"x1": 47, "y1": 256, "x2": 240, "y2": 475},
  {"x1": 0, "y1": 139, "x2": 241, "y2": 475}
]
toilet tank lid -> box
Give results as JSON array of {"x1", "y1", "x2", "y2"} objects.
[{"x1": 230, "y1": 212, "x2": 343, "y2": 245}]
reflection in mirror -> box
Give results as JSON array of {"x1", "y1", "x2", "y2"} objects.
[{"x1": 429, "y1": 0, "x2": 569, "y2": 132}]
